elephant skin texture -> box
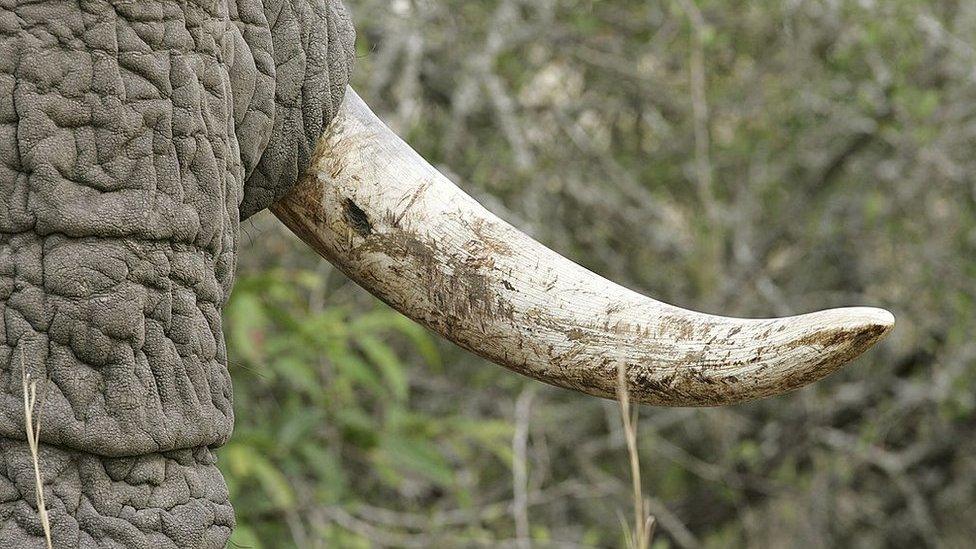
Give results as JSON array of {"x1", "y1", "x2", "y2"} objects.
[{"x1": 0, "y1": 0, "x2": 355, "y2": 546}]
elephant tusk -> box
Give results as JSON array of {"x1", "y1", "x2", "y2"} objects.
[{"x1": 271, "y1": 87, "x2": 894, "y2": 406}]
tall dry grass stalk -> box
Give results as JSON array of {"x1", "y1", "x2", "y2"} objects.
[
  {"x1": 22, "y1": 355, "x2": 53, "y2": 549},
  {"x1": 617, "y1": 363, "x2": 655, "y2": 549}
]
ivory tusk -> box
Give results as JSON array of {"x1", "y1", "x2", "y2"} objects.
[{"x1": 271, "y1": 87, "x2": 894, "y2": 406}]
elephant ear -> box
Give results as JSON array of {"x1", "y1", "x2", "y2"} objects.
[{"x1": 239, "y1": 0, "x2": 356, "y2": 220}]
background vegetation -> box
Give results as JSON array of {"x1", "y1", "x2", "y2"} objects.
[{"x1": 223, "y1": 0, "x2": 976, "y2": 547}]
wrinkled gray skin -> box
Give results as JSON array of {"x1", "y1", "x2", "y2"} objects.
[{"x1": 0, "y1": 0, "x2": 355, "y2": 546}]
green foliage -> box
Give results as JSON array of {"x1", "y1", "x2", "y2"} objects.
[
  {"x1": 223, "y1": 269, "x2": 516, "y2": 547},
  {"x1": 225, "y1": 0, "x2": 976, "y2": 545}
]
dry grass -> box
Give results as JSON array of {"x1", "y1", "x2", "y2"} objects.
[
  {"x1": 22, "y1": 355, "x2": 53, "y2": 549},
  {"x1": 617, "y1": 364, "x2": 656, "y2": 549}
]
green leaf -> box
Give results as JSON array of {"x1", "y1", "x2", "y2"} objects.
[
  {"x1": 252, "y1": 456, "x2": 296, "y2": 509},
  {"x1": 332, "y1": 344, "x2": 385, "y2": 397},
  {"x1": 300, "y1": 445, "x2": 348, "y2": 503},
  {"x1": 226, "y1": 293, "x2": 267, "y2": 366},
  {"x1": 228, "y1": 524, "x2": 262, "y2": 549},
  {"x1": 390, "y1": 315, "x2": 443, "y2": 370},
  {"x1": 277, "y1": 407, "x2": 325, "y2": 450},
  {"x1": 222, "y1": 443, "x2": 295, "y2": 510},
  {"x1": 224, "y1": 443, "x2": 255, "y2": 477},
  {"x1": 355, "y1": 333, "x2": 409, "y2": 402},
  {"x1": 378, "y1": 434, "x2": 455, "y2": 488},
  {"x1": 336, "y1": 408, "x2": 379, "y2": 448},
  {"x1": 448, "y1": 418, "x2": 515, "y2": 464},
  {"x1": 273, "y1": 355, "x2": 319, "y2": 392},
  {"x1": 351, "y1": 310, "x2": 443, "y2": 370}
]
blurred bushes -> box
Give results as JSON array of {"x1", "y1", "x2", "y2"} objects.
[
  {"x1": 224, "y1": 269, "x2": 517, "y2": 546},
  {"x1": 224, "y1": 0, "x2": 976, "y2": 547}
]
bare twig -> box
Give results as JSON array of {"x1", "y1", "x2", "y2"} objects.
[
  {"x1": 347, "y1": 478, "x2": 615, "y2": 531},
  {"x1": 676, "y1": 0, "x2": 720, "y2": 226},
  {"x1": 481, "y1": 0, "x2": 535, "y2": 170},
  {"x1": 817, "y1": 428, "x2": 940, "y2": 546}
]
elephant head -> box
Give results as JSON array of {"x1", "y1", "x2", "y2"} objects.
[{"x1": 0, "y1": 0, "x2": 892, "y2": 547}]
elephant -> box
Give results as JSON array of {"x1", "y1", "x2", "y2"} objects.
[{"x1": 0, "y1": 0, "x2": 893, "y2": 547}]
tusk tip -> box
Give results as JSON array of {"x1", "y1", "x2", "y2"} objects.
[
  {"x1": 783, "y1": 305, "x2": 895, "y2": 387},
  {"x1": 689, "y1": 306, "x2": 897, "y2": 407},
  {"x1": 798, "y1": 306, "x2": 895, "y2": 366},
  {"x1": 617, "y1": 306, "x2": 896, "y2": 408},
  {"x1": 830, "y1": 306, "x2": 896, "y2": 342}
]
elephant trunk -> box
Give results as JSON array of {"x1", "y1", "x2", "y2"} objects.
[
  {"x1": 0, "y1": 0, "x2": 359, "y2": 544},
  {"x1": 0, "y1": 439, "x2": 234, "y2": 547}
]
